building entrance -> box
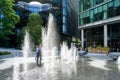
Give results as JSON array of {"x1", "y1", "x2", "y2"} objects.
[
  {"x1": 85, "y1": 27, "x2": 103, "y2": 48},
  {"x1": 108, "y1": 23, "x2": 120, "y2": 52}
]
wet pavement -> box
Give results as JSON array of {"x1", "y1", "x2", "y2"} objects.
[{"x1": 0, "y1": 48, "x2": 120, "y2": 80}]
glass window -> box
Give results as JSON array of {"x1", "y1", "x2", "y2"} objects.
[
  {"x1": 114, "y1": 5, "x2": 120, "y2": 16},
  {"x1": 90, "y1": 0, "x2": 94, "y2": 7},
  {"x1": 63, "y1": 17, "x2": 66, "y2": 23},
  {"x1": 63, "y1": 8, "x2": 66, "y2": 16},
  {"x1": 79, "y1": 2, "x2": 81, "y2": 12},
  {"x1": 81, "y1": 13, "x2": 84, "y2": 18},
  {"x1": 103, "y1": 4, "x2": 107, "y2": 11},
  {"x1": 63, "y1": 24, "x2": 66, "y2": 33},
  {"x1": 107, "y1": 6, "x2": 114, "y2": 18},
  {"x1": 80, "y1": 14, "x2": 83, "y2": 19},
  {"x1": 90, "y1": 10, "x2": 94, "y2": 18},
  {"x1": 78, "y1": 19, "x2": 81, "y2": 26},
  {"x1": 78, "y1": 15, "x2": 80, "y2": 25},
  {"x1": 86, "y1": 11, "x2": 89, "y2": 17},
  {"x1": 62, "y1": 0, "x2": 66, "y2": 7},
  {"x1": 98, "y1": 6, "x2": 102, "y2": 12},
  {"x1": 85, "y1": 12, "x2": 87, "y2": 17},
  {"x1": 114, "y1": 0, "x2": 120, "y2": 7},
  {"x1": 79, "y1": 1, "x2": 83, "y2": 12},
  {"x1": 94, "y1": 0, "x2": 104, "y2": 6},
  {"x1": 94, "y1": 8, "x2": 97, "y2": 14},
  {"x1": 108, "y1": 2, "x2": 113, "y2": 7},
  {"x1": 103, "y1": 11, "x2": 107, "y2": 19},
  {"x1": 83, "y1": 0, "x2": 91, "y2": 10},
  {"x1": 85, "y1": 17, "x2": 90, "y2": 24},
  {"x1": 83, "y1": 12, "x2": 86, "y2": 18},
  {"x1": 81, "y1": 19, "x2": 83, "y2": 25},
  {"x1": 98, "y1": 12, "x2": 103, "y2": 20}
]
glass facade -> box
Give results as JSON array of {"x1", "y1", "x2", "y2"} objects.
[
  {"x1": 79, "y1": 0, "x2": 120, "y2": 52},
  {"x1": 78, "y1": 0, "x2": 120, "y2": 26},
  {"x1": 62, "y1": 0, "x2": 79, "y2": 36},
  {"x1": 62, "y1": 0, "x2": 67, "y2": 33},
  {"x1": 85, "y1": 27, "x2": 104, "y2": 47}
]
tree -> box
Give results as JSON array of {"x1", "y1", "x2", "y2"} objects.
[
  {"x1": 26, "y1": 13, "x2": 43, "y2": 45},
  {"x1": 0, "y1": 0, "x2": 20, "y2": 42}
]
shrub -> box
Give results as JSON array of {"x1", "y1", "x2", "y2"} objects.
[{"x1": 0, "y1": 51, "x2": 10, "y2": 55}]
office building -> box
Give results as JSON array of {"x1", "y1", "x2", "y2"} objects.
[
  {"x1": 62, "y1": 0, "x2": 79, "y2": 42},
  {"x1": 78, "y1": 0, "x2": 120, "y2": 52}
]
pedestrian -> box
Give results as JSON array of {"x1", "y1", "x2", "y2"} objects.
[{"x1": 35, "y1": 45, "x2": 42, "y2": 66}]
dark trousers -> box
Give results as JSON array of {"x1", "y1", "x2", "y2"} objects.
[{"x1": 36, "y1": 52, "x2": 41, "y2": 65}]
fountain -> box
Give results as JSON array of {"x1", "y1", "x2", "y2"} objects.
[
  {"x1": 12, "y1": 13, "x2": 78, "y2": 80},
  {"x1": 42, "y1": 13, "x2": 60, "y2": 63},
  {"x1": 61, "y1": 42, "x2": 77, "y2": 63},
  {"x1": 13, "y1": 31, "x2": 32, "y2": 80},
  {"x1": 13, "y1": 57, "x2": 20, "y2": 80},
  {"x1": 22, "y1": 31, "x2": 32, "y2": 73},
  {"x1": 42, "y1": 13, "x2": 77, "y2": 64}
]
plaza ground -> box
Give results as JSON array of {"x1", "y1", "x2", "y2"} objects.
[{"x1": 0, "y1": 48, "x2": 120, "y2": 80}]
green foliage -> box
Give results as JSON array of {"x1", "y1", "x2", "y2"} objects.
[
  {"x1": 16, "y1": 27, "x2": 26, "y2": 49},
  {"x1": 0, "y1": 51, "x2": 10, "y2": 55},
  {"x1": 0, "y1": 0, "x2": 20, "y2": 40},
  {"x1": 26, "y1": 13, "x2": 43, "y2": 45},
  {"x1": 96, "y1": 45, "x2": 102, "y2": 50},
  {"x1": 88, "y1": 46, "x2": 93, "y2": 49}
]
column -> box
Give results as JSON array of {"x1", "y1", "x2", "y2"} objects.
[
  {"x1": 104, "y1": 25, "x2": 108, "y2": 46},
  {"x1": 81, "y1": 29, "x2": 84, "y2": 48}
]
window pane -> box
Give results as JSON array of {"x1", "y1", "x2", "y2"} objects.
[
  {"x1": 82, "y1": 13, "x2": 84, "y2": 18},
  {"x1": 83, "y1": 12, "x2": 86, "y2": 18},
  {"x1": 98, "y1": 6, "x2": 102, "y2": 12},
  {"x1": 94, "y1": 8, "x2": 97, "y2": 14},
  {"x1": 81, "y1": 19, "x2": 83, "y2": 25},
  {"x1": 79, "y1": 1, "x2": 82, "y2": 12},
  {"x1": 80, "y1": 14, "x2": 83, "y2": 18},
  {"x1": 90, "y1": 0, "x2": 94, "y2": 7},
  {"x1": 63, "y1": 8, "x2": 66, "y2": 15},
  {"x1": 114, "y1": 0, "x2": 120, "y2": 7},
  {"x1": 63, "y1": 17, "x2": 66, "y2": 23},
  {"x1": 90, "y1": 10, "x2": 94, "y2": 18},
  {"x1": 108, "y1": 2, "x2": 113, "y2": 7},
  {"x1": 103, "y1": 4, "x2": 107, "y2": 10},
  {"x1": 85, "y1": 12, "x2": 87, "y2": 17},
  {"x1": 63, "y1": 24, "x2": 66, "y2": 32},
  {"x1": 62, "y1": 0, "x2": 66, "y2": 7},
  {"x1": 86, "y1": 11, "x2": 89, "y2": 16}
]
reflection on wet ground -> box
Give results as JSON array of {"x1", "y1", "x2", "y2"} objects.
[{"x1": 0, "y1": 53, "x2": 120, "y2": 80}]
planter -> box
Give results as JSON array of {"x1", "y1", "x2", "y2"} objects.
[
  {"x1": 88, "y1": 46, "x2": 93, "y2": 53},
  {"x1": 88, "y1": 49, "x2": 92, "y2": 52},
  {"x1": 92, "y1": 48, "x2": 96, "y2": 53},
  {"x1": 101, "y1": 47, "x2": 110, "y2": 54},
  {"x1": 101, "y1": 49, "x2": 107, "y2": 54},
  {"x1": 96, "y1": 49, "x2": 101, "y2": 53},
  {"x1": 96, "y1": 46, "x2": 102, "y2": 53}
]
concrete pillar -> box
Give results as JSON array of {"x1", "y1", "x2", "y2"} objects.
[
  {"x1": 104, "y1": 25, "x2": 108, "y2": 46},
  {"x1": 81, "y1": 29, "x2": 84, "y2": 48}
]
